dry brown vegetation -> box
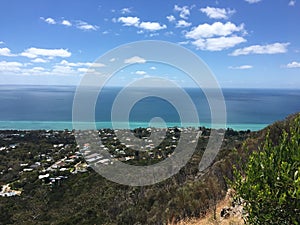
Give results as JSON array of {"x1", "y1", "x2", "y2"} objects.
[{"x1": 169, "y1": 193, "x2": 244, "y2": 225}]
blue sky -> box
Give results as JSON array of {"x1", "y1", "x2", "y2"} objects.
[{"x1": 0, "y1": 0, "x2": 300, "y2": 88}]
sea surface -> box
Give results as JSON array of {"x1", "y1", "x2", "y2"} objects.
[{"x1": 0, "y1": 85, "x2": 299, "y2": 131}]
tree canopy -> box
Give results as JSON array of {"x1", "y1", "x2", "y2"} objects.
[{"x1": 233, "y1": 115, "x2": 300, "y2": 224}]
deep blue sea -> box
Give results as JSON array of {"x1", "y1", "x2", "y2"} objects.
[{"x1": 0, "y1": 85, "x2": 299, "y2": 131}]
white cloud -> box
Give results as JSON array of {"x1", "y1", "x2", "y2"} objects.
[
  {"x1": 148, "y1": 33, "x2": 159, "y2": 37},
  {"x1": 60, "y1": 60, "x2": 105, "y2": 68},
  {"x1": 0, "y1": 61, "x2": 23, "y2": 73},
  {"x1": 229, "y1": 65, "x2": 253, "y2": 69},
  {"x1": 31, "y1": 67, "x2": 45, "y2": 71},
  {"x1": 174, "y1": 5, "x2": 190, "y2": 19},
  {"x1": 135, "y1": 70, "x2": 147, "y2": 75},
  {"x1": 76, "y1": 21, "x2": 98, "y2": 31},
  {"x1": 121, "y1": 8, "x2": 132, "y2": 14},
  {"x1": 200, "y1": 7, "x2": 235, "y2": 19},
  {"x1": 41, "y1": 17, "x2": 56, "y2": 24},
  {"x1": 51, "y1": 65, "x2": 77, "y2": 75},
  {"x1": 178, "y1": 41, "x2": 189, "y2": 45},
  {"x1": 185, "y1": 22, "x2": 246, "y2": 51},
  {"x1": 245, "y1": 0, "x2": 261, "y2": 3},
  {"x1": 166, "y1": 15, "x2": 176, "y2": 22},
  {"x1": 41, "y1": 17, "x2": 98, "y2": 31},
  {"x1": 20, "y1": 66, "x2": 49, "y2": 76},
  {"x1": 186, "y1": 22, "x2": 245, "y2": 39},
  {"x1": 137, "y1": 30, "x2": 144, "y2": 34},
  {"x1": 118, "y1": 17, "x2": 166, "y2": 32},
  {"x1": 124, "y1": 56, "x2": 146, "y2": 64},
  {"x1": 192, "y1": 36, "x2": 246, "y2": 51},
  {"x1": 20, "y1": 48, "x2": 71, "y2": 58},
  {"x1": 31, "y1": 58, "x2": 48, "y2": 63},
  {"x1": 92, "y1": 62, "x2": 106, "y2": 68},
  {"x1": 150, "y1": 66, "x2": 156, "y2": 70},
  {"x1": 77, "y1": 68, "x2": 89, "y2": 73},
  {"x1": 289, "y1": 0, "x2": 296, "y2": 6},
  {"x1": 118, "y1": 16, "x2": 140, "y2": 27},
  {"x1": 0, "y1": 41, "x2": 4, "y2": 45},
  {"x1": 0, "y1": 59, "x2": 98, "y2": 77},
  {"x1": 62, "y1": 20, "x2": 72, "y2": 26},
  {"x1": 139, "y1": 22, "x2": 167, "y2": 31},
  {"x1": 0, "y1": 47, "x2": 16, "y2": 57},
  {"x1": 176, "y1": 20, "x2": 191, "y2": 28},
  {"x1": 286, "y1": 61, "x2": 300, "y2": 68},
  {"x1": 231, "y1": 43, "x2": 290, "y2": 56},
  {"x1": 60, "y1": 60, "x2": 85, "y2": 67}
]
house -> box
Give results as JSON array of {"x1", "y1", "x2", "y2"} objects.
[{"x1": 0, "y1": 184, "x2": 22, "y2": 197}]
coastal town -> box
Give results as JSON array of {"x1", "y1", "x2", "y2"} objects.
[
  {"x1": 0, "y1": 127, "x2": 248, "y2": 198},
  {"x1": 0, "y1": 125, "x2": 256, "y2": 224}
]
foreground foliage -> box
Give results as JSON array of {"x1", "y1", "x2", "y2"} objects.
[{"x1": 233, "y1": 115, "x2": 300, "y2": 224}]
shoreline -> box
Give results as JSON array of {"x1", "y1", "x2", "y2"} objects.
[{"x1": 0, "y1": 120, "x2": 268, "y2": 131}]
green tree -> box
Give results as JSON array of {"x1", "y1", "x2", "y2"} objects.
[{"x1": 233, "y1": 116, "x2": 300, "y2": 224}]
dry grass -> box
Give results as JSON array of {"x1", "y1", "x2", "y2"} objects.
[{"x1": 168, "y1": 192, "x2": 245, "y2": 225}]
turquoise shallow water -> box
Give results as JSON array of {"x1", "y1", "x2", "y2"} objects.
[
  {"x1": 0, "y1": 86, "x2": 299, "y2": 131},
  {"x1": 0, "y1": 121, "x2": 268, "y2": 131}
]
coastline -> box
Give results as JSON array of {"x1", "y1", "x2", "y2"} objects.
[{"x1": 0, "y1": 120, "x2": 268, "y2": 131}]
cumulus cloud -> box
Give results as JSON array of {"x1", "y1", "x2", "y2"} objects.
[
  {"x1": 76, "y1": 20, "x2": 98, "y2": 31},
  {"x1": 20, "y1": 47, "x2": 71, "y2": 58},
  {"x1": 60, "y1": 60, "x2": 105, "y2": 68},
  {"x1": 139, "y1": 22, "x2": 167, "y2": 31},
  {"x1": 92, "y1": 62, "x2": 106, "y2": 68},
  {"x1": 0, "y1": 59, "x2": 101, "y2": 77},
  {"x1": 51, "y1": 65, "x2": 77, "y2": 76},
  {"x1": 41, "y1": 17, "x2": 56, "y2": 24},
  {"x1": 124, "y1": 56, "x2": 146, "y2": 64},
  {"x1": 60, "y1": 60, "x2": 87, "y2": 67},
  {"x1": 186, "y1": 22, "x2": 245, "y2": 39},
  {"x1": 0, "y1": 61, "x2": 23, "y2": 73},
  {"x1": 118, "y1": 17, "x2": 166, "y2": 31},
  {"x1": 176, "y1": 20, "x2": 191, "y2": 28},
  {"x1": 31, "y1": 58, "x2": 48, "y2": 63},
  {"x1": 0, "y1": 47, "x2": 16, "y2": 57},
  {"x1": 286, "y1": 61, "x2": 300, "y2": 68},
  {"x1": 118, "y1": 16, "x2": 140, "y2": 26},
  {"x1": 229, "y1": 65, "x2": 253, "y2": 69},
  {"x1": 135, "y1": 70, "x2": 147, "y2": 75},
  {"x1": 245, "y1": 0, "x2": 261, "y2": 3},
  {"x1": 77, "y1": 68, "x2": 89, "y2": 73},
  {"x1": 30, "y1": 67, "x2": 45, "y2": 71},
  {"x1": 289, "y1": 0, "x2": 296, "y2": 6},
  {"x1": 174, "y1": 5, "x2": 190, "y2": 19},
  {"x1": 231, "y1": 42, "x2": 289, "y2": 56},
  {"x1": 0, "y1": 41, "x2": 4, "y2": 45},
  {"x1": 166, "y1": 15, "x2": 176, "y2": 22},
  {"x1": 192, "y1": 36, "x2": 246, "y2": 51},
  {"x1": 121, "y1": 8, "x2": 132, "y2": 14},
  {"x1": 185, "y1": 22, "x2": 246, "y2": 51},
  {"x1": 62, "y1": 20, "x2": 72, "y2": 26},
  {"x1": 41, "y1": 17, "x2": 98, "y2": 31},
  {"x1": 200, "y1": 7, "x2": 235, "y2": 19}
]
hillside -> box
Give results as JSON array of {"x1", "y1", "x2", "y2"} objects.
[{"x1": 0, "y1": 113, "x2": 299, "y2": 224}]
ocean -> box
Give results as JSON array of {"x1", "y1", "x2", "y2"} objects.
[{"x1": 0, "y1": 85, "x2": 299, "y2": 131}]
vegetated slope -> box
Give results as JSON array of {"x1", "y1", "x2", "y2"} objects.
[
  {"x1": 0, "y1": 113, "x2": 298, "y2": 224},
  {"x1": 232, "y1": 113, "x2": 300, "y2": 225},
  {"x1": 175, "y1": 112, "x2": 300, "y2": 225}
]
